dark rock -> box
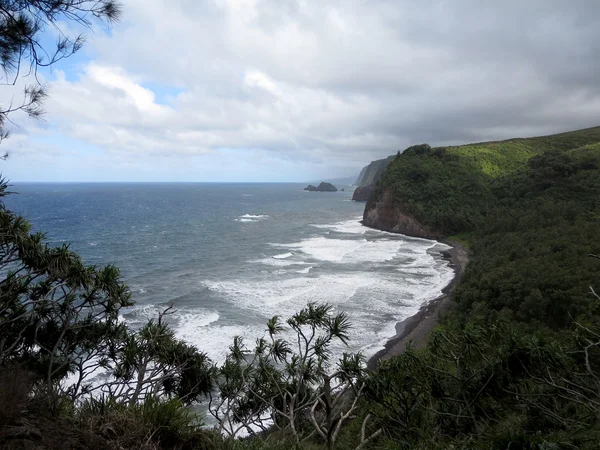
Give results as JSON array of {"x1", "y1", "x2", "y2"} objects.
[
  {"x1": 352, "y1": 185, "x2": 374, "y2": 201},
  {"x1": 363, "y1": 188, "x2": 439, "y2": 239},
  {"x1": 304, "y1": 182, "x2": 337, "y2": 192}
]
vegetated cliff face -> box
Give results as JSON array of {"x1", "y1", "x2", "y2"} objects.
[
  {"x1": 363, "y1": 188, "x2": 438, "y2": 239},
  {"x1": 361, "y1": 126, "x2": 600, "y2": 240}
]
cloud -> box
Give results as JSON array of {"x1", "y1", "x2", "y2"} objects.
[{"x1": 5, "y1": 0, "x2": 600, "y2": 181}]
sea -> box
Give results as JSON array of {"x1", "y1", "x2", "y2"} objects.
[{"x1": 3, "y1": 183, "x2": 455, "y2": 365}]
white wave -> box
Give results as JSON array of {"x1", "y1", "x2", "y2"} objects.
[
  {"x1": 115, "y1": 214, "x2": 456, "y2": 370},
  {"x1": 202, "y1": 272, "x2": 396, "y2": 316},
  {"x1": 176, "y1": 321, "x2": 263, "y2": 365},
  {"x1": 273, "y1": 252, "x2": 293, "y2": 259},
  {"x1": 272, "y1": 237, "x2": 366, "y2": 262},
  {"x1": 241, "y1": 214, "x2": 268, "y2": 219},
  {"x1": 199, "y1": 234, "x2": 456, "y2": 362},
  {"x1": 176, "y1": 310, "x2": 220, "y2": 329},
  {"x1": 120, "y1": 304, "x2": 167, "y2": 326},
  {"x1": 310, "y1": 217, "x2": 367, "y2": 234},
  {"x1": 272, "y1": 236, "x2": 426, "y2": 264},
  {"x1": 252, "y1": 257, "x2": 311, "y2": 267},
  {"x1": 236, "y1": 213, "x2": 269, "y2": 223}
]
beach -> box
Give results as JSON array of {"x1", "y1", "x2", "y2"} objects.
[{"x1": 368, "y1": 241, "x2": 469, "y2": 369}]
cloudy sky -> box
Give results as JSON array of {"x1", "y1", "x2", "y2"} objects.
[{"x1": 3, "y1": 0, "x2": 600, "y2": 182}]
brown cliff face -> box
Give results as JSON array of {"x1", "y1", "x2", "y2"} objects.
[
  {"x1": 363, "y1": 188, "x2": 439, "y2": 240},
  {"x1": 351, "y1": 185, "x2": 374, "y2": 202}
]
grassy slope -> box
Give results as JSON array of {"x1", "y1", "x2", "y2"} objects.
[{"x1": 447, "y1": 126, "x2": 600, "y2": 177}]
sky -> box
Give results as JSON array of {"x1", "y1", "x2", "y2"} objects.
[{"x1": 2, "y1": 0, "x2": 600, "y2": 182}]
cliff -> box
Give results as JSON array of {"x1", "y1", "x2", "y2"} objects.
[
  {"x1": 351, "y1": 185, "x2": 373, "y2": 201},
  {"x1": 354, "y1": 165, "x2": 369, "y2": 187},
  {"x1": 352, "y1": 155, "x2": 395, "y2": 202},
  {"x1": 363, "y1": 188, "x2": 438, "y2": 239},
  {"x1": 354, "y1": 155, "x2": 395, "y2": 187},
  {"x1": 361, "y1": 126, "x2": 600, "y2": 240}
]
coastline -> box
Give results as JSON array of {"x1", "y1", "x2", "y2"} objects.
[{"x1": 367, "y1": 240, "x2": 469, "y2": 370}]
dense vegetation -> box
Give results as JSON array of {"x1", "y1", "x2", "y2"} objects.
[
  {"x1": 376, "y1": 127, "x2": 600, "y2": 235},
  {"x1": 364, "y1": 127, "x2": 600, "y2": 448}
]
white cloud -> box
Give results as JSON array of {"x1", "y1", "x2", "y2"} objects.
[{"x1": 4, "y1": 0, "x2": 600, "y2": 181}]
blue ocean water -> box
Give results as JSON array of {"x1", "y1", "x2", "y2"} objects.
[{"x1": 3, "y1": 183, "x2": 454, "y2": 363}]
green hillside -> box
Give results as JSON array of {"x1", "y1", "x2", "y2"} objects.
[
  {"x1": 448, "y1": 126, "x2": 600, "y2": 177},
  {"x1": 374, "y1": 126, "x2": 600, "y2": 235},
  {"x1": 361, "y1": 126, "x2": 600, "y2": 448}
]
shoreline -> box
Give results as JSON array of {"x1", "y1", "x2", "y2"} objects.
[{"x1": 367, "y1": 240, "x2": 469, "y2": 370}]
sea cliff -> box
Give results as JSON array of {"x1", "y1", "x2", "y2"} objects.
[
  {"x1": 354, "y1": 155, "x2": 394, "y2": 187},
  {"x1": 352, "y1": 155, "x2": 395, "y2": 202},
  {"x1": 351, "y1": 185, "x2": 373, "y2": 201},
  {"x1": 362, "y1": 188, "x2": 438, "y2": 239}
]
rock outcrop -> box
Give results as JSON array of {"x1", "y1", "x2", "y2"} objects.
[
  {"x1": 351, "y1": 185, "x2": 373, "y2": 201},
  {"x1": 304, "y1": 182, "x2": 338, "y2": 192},
  {"x1": 363, "y1": 188, "x2": 439, "y2": 240}
]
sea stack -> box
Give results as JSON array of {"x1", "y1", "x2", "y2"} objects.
[{"x1": 304, "y1": 182, "x2": 338, "y2": 192}]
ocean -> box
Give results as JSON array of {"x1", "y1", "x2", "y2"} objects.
[{"x1": 3, "y1": 182, "x2": 454, "y2": 364}]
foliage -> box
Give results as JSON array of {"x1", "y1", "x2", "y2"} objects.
[
  {"x1": 366, "y1": 315, "x2": 600, "y2": 449},
  {"x1": 77, "y1": 396, "x2": 210, "y2": 450},
  {"x1": 0, "y1": 179, "x2": 214, "y2": 449},
  {"x1": 210, "y1": 303, "x2": 379, "y2": 449},
  {"x1": 0, "y1": 179, "x2": 132, "y2": 404},
  {"x1": 105, "y1": 307, "x2": 213, "y2": 406},
  {"x1": 361, "y1": 126, "x2": 600, "y2": 448},
  {"x1": 375, "y1": 126, "x2": 600, "y2": 236}
]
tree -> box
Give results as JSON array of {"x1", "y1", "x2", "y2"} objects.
[
  {"x1": 210, "y1": 302, "x2": 381, "y2": 449},
  {"x1": 0, "y1": 0, "x2": 121, "y2": 156},
  {"x1": 0, "y1": 179, "x2": 132, "y2": 407},
  {"x1": 0, "y1": 179, "x2": 214, "y2": 417},
  {"x1": 0, "y1": 2, "x2": 218, "y2": 412}
]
